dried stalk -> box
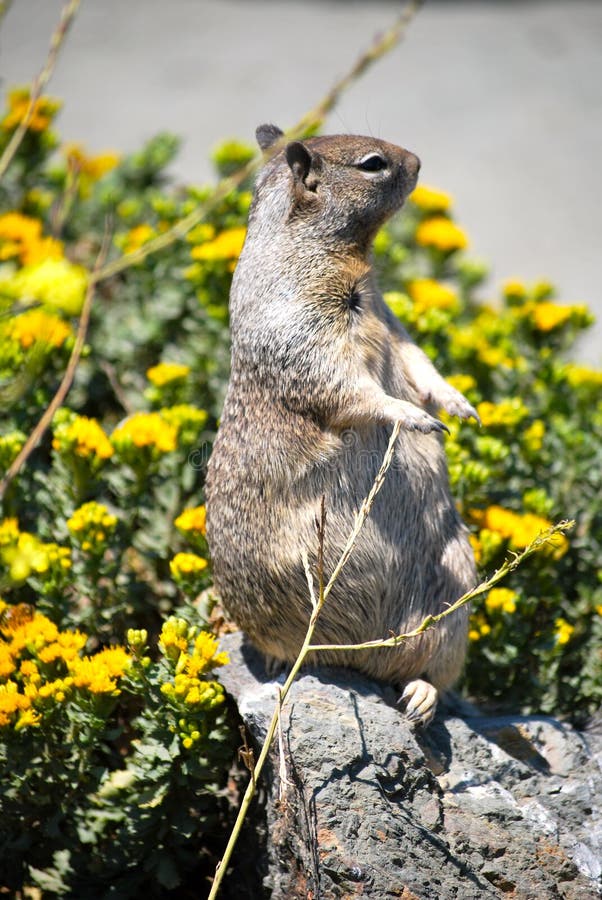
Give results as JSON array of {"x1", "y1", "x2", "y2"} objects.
[
  {"x1": 0, "y1": 0, "x2": 80, "y2": 180},
  {"x1": 0, "y1": 225, "x2": 111, "y2": 501},
  {"x1": 208, "y1": 424, "x2": 402, "y2": 899},
  {"x1": 309, "y1": 520, "x2": 574, "y2": 653},
  {"x1": 93, "y1": 0, "x2": 424, "y2": 286}
]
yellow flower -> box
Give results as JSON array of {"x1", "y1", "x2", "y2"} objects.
[
  {"x1": 159, "y1": 616, "x2": 192, "y2": 661},
  {"x1": 69, "y1": 646, "x2": 131, "y2": 694},
  {"x1": 1, "y1": 532, "x2": 51, "y2": 582},
  {"x1": 170, "y1": 553, "x2": 208, "y2": 579},
  {"x1": 409, "y1": 185, "x2": 452, "y2": 213},
  {"x1": 2, "y1": 87, "x2": 61, "y2": 132},
  {"x1": 0, "y1": 212, "x2": 62, "y2": 265},
  {"x1": 63, "y1": 142, "x2": 120, "y2": 180},
  {"x1": 5, "y1": 309, "x2": 72, "y2": 350},
  {"x1": 14, "y1": 708, "x2": 41, "y2": 730},
  {"x1": 471, "y1": 505, "x2": 569, "y2": 557},
  {"x1": 146, "y1": 362, "x2": 190, "y2": 387},
  {"x1": 0, "y1": 518, "x2": 20, "y2": 547},
  {"x1": 554, "y1": 617, "x2": 574, "y2": 646},
  {"x1": 67, "y1": 501, "x2": 117, "y2": 549},
  {"x1": 174, "y1": 505, "x2": 206, "y2": 536},
  {"x1": 476, "y1": 398, "x2": 529, "y2": 428},
  {"x1": 415, "y1": 217, "x2": 468, "y2": 252},
  {"x1": 523, "y1": 420, "x2": 545, "y2": 452},
  {"x1": 563, "y1": 364, "x2": 602, "y2": 389},
  {"x1": 122, "y1": 223, "x2": 156, "y2": 255},
  {"x1": 37, "y1": 630, "x2": 87, "y2": 665},
  {"x1": 53, "y1": 414, "x2": 114, "y2": 461},
  {"x1": 10, "y1": 258, "x2": 88, "y2": 316},
  {"x1": 111, "y1": 412, "x2": 178, "y2": 455},
  {"x1": 407, "y1": 279, "x2": 459, "y2": 314},
  {"x1": 0, "y1": 681, "x2": 31, "y2": 728},
  {"x1": 468, "y1": 533, "x2": 482, "y2": 564},
  {"x1": 485, "y1": 588, "x2": 518, "y2": 615},
  {"x1": 502, "y1": 279, "x2": 528, "y2": 300},
  {"x1": 190, "y1": 227, "x2": 247, "y2": 261}
]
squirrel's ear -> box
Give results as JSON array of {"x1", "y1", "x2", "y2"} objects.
[
  {"x1": 256, "y1": 124, "x2": 284, "y2": 150},
  {"x1": 285, "y1": 141, "x2": 314, "y2": 185}
]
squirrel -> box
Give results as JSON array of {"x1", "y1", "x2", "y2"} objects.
[{"x1": 205, "y1": 124, "x2": 479, "y2": 727}]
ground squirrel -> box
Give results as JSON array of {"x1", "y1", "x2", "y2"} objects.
[{"x1": 205, "y1": 125, "x2": 478, "y2": 727}]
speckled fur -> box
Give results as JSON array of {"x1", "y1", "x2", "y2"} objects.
[{"x1": 205, "y1": 127, "x2": 477, "y2": 701}]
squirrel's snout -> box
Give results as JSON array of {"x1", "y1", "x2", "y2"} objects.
[{"x1": 403, "y1": 151, "x2": 421, "y2": 178}]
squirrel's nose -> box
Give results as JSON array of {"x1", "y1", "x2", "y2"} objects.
[{"x1": 403, "y1": 151, "x2": 421, "y2": 178}]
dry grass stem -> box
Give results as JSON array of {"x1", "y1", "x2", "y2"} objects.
[
  {"x1": 0, "y1": 0, "x2": 80, "y2": 180},
  {"x1": 94, "y1": 0, "x2": 424, "y2": 287},
  {"x1": 0, "y1": 223, "x2": 111, "y2": 501},
  {"x1": 309, "y1": 520, "x2": 575, "y2": 653}
]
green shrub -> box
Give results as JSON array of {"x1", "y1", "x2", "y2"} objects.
[{"x1": 0, "y1": 86, "x2": 600, "y2": 893}]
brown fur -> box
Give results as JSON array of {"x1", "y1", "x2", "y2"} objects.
[{"x1": 205, "y1": 126, "x2": 478, "y2": 724}]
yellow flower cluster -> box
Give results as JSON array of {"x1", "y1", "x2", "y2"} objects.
[
  {"x1": 158, "y1": 617, "x2": 228, "y2": 749},
  {"x1": 121, "y1": 223, "x2": 156, "y2": 255},
  {"x1": 4, "y1": 308, "x2": 72, "y2": 350},
  {"x1": 409, "y1": 184, "x2": 453, "y2": 213},
  {"x1": 1, "y1": 87, "x2": 61, "y2": 132},
  {"x1": 470, "y1": 505, "x2": 569, "y2": 557},
  {"x1": 485, "y1": 588, "x2": 518, "y2": 615},
  {"x1": 111, "y1": 412, "x2": 177, "y2": 456},
  {"x1": 53, "y1": 414, "x2": 114, "y2": 462},
  {"x1": 529, "y1": 302, "x2": 588, "y2": 333},
  {"x1": 0, "y1": 519, "x2": 71, "y2": 583},
  {"x1": 170, "y1": 552, "x2": 208, "y2": 580},
  {"x1": 159, "y1": 404, "x2": 208, "y2": 444},
  {"x1": 554, "y1": 617, "x2": 574, "y2": 646},
  {"x1": 0, "y1": 600, "x2": 131, "y2": 729},
  {"x1": 63, "y1": 142, "x2": 119, "y2": 182},
  {"x1": 407, "y1": 278, "x2": 459, "y2": 314},
  {"x1": 523, "y1": 420, "x2": 545, "y2": 453},
  {"x1": 476, "y1": 398, "x2": 529, "y2": 429},
  {"x1": 190, "y1": 226, "x2": 246, "y2": 261},
  {"x1": 468, "y1": 613, "x2": 491, "y2": 642},
  {"x1": 67, "y1": 501, "x2": 118, "y2": 552},
  {"x1": 174, "y1": 505, "x2": 206, "y2": 536},
  {"x1": 0, "y1": 212, "x2": 62, "y2": 265},
  {"x1": 563, "y1": 364, "x2": 602, "y2": 389},
  {"x1": 10, "y1": 258, "x2": 89, "y2": 317},
  {"x1": 146, "y1": 362, "x2": 190, "y2": 387},
  {"x1": 416, "y1": 217, "x2": 469, "y2": 252}
]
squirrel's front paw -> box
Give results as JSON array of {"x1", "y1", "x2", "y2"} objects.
[
  {"x1": 427, "y1": 385, "x2": 480, "y2": 425},
  {"x1": 385, "y1": 399, "x2": 449, "y2": 435}
]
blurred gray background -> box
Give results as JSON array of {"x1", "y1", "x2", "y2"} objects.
[{"x1": 2, "y1": 0, "x2": 601, "y2": 363}]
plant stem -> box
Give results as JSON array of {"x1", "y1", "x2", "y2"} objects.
[
  {"x1": 0, "y1": 0, "x2": 80, "y2": 180},
  {"x1": 0, "y1": 223, "x2": 111, "y2": 502}
]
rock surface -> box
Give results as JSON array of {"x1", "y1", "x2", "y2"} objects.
[{"x1": 219, "y1": 632, "x2": 602, "y2": 899}]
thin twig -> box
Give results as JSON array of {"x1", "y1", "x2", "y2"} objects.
[
  {"x1": 0, "y1": 224, "x2": 111, "y2": 502},
  {"x1": 308, "y1": 520, "x2": 575, "y2": 653},
  {"x1": 0, "y1": 0, "x2": 80, "y2": 180},
  {"x1": 92, "y1": 0, "x2": 424, "y2": 287},
  {"x1": 208, "y1": 423, "x2": 402, "y2": 899}
]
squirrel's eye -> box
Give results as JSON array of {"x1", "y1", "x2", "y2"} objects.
[{"x1": 356, "y1": 154, "x2": 388, "y2": 172}]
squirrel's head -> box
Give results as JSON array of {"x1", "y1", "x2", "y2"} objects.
[{"x1": 253, "y1": 124, "x2": 420, "y2": 251}]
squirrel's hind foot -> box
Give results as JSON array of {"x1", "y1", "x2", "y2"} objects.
[{"x1": 399, "y1": 678, "x2": 438, "y2": 729}]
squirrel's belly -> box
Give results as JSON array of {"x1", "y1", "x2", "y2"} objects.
[{"x1": 206, "y1": 426, "x2": 474, "y2": 679}]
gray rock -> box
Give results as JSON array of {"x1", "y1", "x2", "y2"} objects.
[{"x1": 219, "y1": 632, "x2": 602, "y2": 899}]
